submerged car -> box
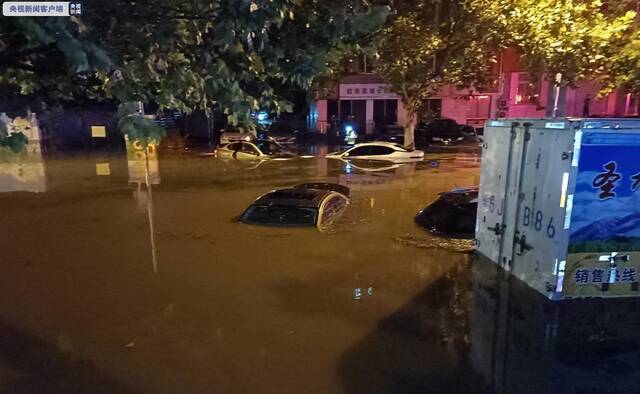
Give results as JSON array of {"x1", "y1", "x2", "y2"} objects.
[
  {"x1": 293, "y1": 182, "x2": 351, "y2": 197},
  {"x1": 326, "y1": 142, "x2": 424, "y2": 161},
  {"x1": 216, "y1": 140, "x2": 297, "y2": 160},
  {"x1": 415, "y1": 187, "x2": 478, "y2": 238},
  {"x1": 240, "y1": 184, "x2": 349, "y2": 228}
]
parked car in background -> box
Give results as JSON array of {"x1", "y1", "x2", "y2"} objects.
[
  {"x1": 459, "y1": 124, "x2": 483, "y2": 143},
  {"x1": 262, "y1": 122, "x2": 299, "y2": 145},
  {"x1": 415, "y1": 187, "x2": 478, "y2": 238},
  {"x1": 216, "y1": 140, "x2": 297, "y2": 160},
  {"x1": 326, "y1": 142, "x2": 424, "y2": 161},
  {"x1": 362, "y1": 125, "x2": 406, "y2": 145},
  {"x1": 239, "y1": 185, "x2": 349, "y2": 229},
  {"x1": 418, "y1": 118, "x2": 479, "y2": 146}
]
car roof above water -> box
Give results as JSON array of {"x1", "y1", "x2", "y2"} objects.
[
  {"x1": 254, "y1": 188, "x2": 334, "y2": 208},
  {"x1": 352, "y1": 141, "x2": 407, "y2": 150}
]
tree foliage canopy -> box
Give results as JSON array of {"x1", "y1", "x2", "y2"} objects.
[
  {"x1": 376, "y1": 1, "x2": 502, "y2": 118},
  {"x1": 1, "y1": 0, "x2": 389, "y2": 131},
  {"x1": 375, "y1": 0, "x2": 639, "y2": 119},
  {"x1": 474, "y1": 0, "x2": 636, "y2": 86}
]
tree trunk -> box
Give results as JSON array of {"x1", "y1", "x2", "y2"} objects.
[
  {"x1": 401, "y1": 83, "x2": 416, "y2": 149},
  {"x1": 404, "y1": 111, "x2": 416, "y2": 149}
]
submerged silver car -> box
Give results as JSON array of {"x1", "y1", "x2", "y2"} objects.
[{"x1": 216, "y1": 140, "x2": 297, "y2": 160}]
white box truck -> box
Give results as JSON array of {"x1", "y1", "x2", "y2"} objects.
[{"x1": 476, "y1": 118, "x2": 640, "y2": 299}]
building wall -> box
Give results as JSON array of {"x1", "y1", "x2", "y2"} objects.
[
  {"x1": 502, "y1": 75, "x2": 625, "y2": 119},
  {"x1": 313, "y1": 69, "x2": 638, "y2": 134}
]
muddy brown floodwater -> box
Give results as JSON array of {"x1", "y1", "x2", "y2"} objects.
[{"x1": 10, "y1": 148, "x2": 638, "y2": 394}]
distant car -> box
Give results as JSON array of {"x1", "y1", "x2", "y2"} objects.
[
  {"x1": 418, "y1": 118, "x2": 473, "y2": 145},
  {"x1": 239, "y1": 185, "x2": 349, "y2": 228},
  {"x1": 375, "y1": 134, "x2": 404, "y2": 144},
  {"x1": 326, "y1": 142, "x2": 425, "y2": 161},
  {"x1": 361, "y1": 125, "x2": 406, "y2": 145},
  {"x1": 458, "y1": 124, "x2": 482, "y2": 143},
  {"x1": 263, "y1": 122, "x2": 300, "y2": 144},
  {"x1": 220, "y1": 131, "x2": 255, "y2": 145},
  {"x1": 216, "y1": 140, "x2": 297, "y2": 160},
  {"x1": 415, "y1": 187, "x2": 478, "y2": 238}
]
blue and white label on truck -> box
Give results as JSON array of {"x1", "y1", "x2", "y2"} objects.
[{"x1": 565, "y1": 137, "x2": 640, "y2": 297}]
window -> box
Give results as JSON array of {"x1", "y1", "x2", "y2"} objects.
[
  {"x1": 373, "y1": 99, "x2": 398, "y2": 127},
  {"x1": 227, "y1": 142, "x2": 239, "y2": 150},
  {"x1": 241, "y1": 205, "x2": 318, "y2": 226},
  {"x1": 255, "y1": 141, "x2": 282, "y2": 155},
  {"x1": 368, "y1": 146, "x2": 394, "y2": 156},
  {"x1": 515, "y1": 73, "x2": 540, "y2": 105},
  {"x1": 346, "y1": 146, "x2": 370, "y2": 156},
  {"x1": 241, "y1": 142, "x2": 259, "y2": 155}
]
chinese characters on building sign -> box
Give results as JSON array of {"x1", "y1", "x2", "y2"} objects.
[
  {"x1": 592, "y1": 161, "x2": 639, "y2": 200},
  {"x1": 345, "y1": 86, "x2": 388, "y2": 96},
  {"x1": 574, "y1": 267, "x2": 637, "y2": 285}
]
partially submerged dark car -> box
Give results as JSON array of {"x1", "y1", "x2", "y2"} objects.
[
  {"x1": 415, "y1": 187, "x2": 478, "y2": 238},
  {"x1": 240, "y1": 184, "x2": 349, "y2": 229}
]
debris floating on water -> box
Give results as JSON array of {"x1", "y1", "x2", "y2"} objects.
[{"x1": 395, "y1": 233, "x2": 474, "y2": 253}]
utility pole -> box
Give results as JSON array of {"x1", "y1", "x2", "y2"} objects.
[{"x1": 545, "y1": 73, "x2": 566, "y2": 118}]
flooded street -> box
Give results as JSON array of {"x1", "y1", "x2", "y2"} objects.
[
  {"x1": 3, "y1": 148, "x2": 640, "y2": 394},
  {"x1": 6, "y1": 1, "x2": 640, "y2": 391},
  {"x1": 0, "y1": 149, "x2": 482, "y2": 393}
]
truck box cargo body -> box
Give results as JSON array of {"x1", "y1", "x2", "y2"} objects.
[{"x1": 476, "y1": 118, "x2": 640, "y2": 299}]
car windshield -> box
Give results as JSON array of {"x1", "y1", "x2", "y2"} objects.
[
  {"x1": 256, "y1": 141, "x2": 284, "y2": 155},
  {"x1": 241, "y1": 205, "x2": 318, "y2": 226}
]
